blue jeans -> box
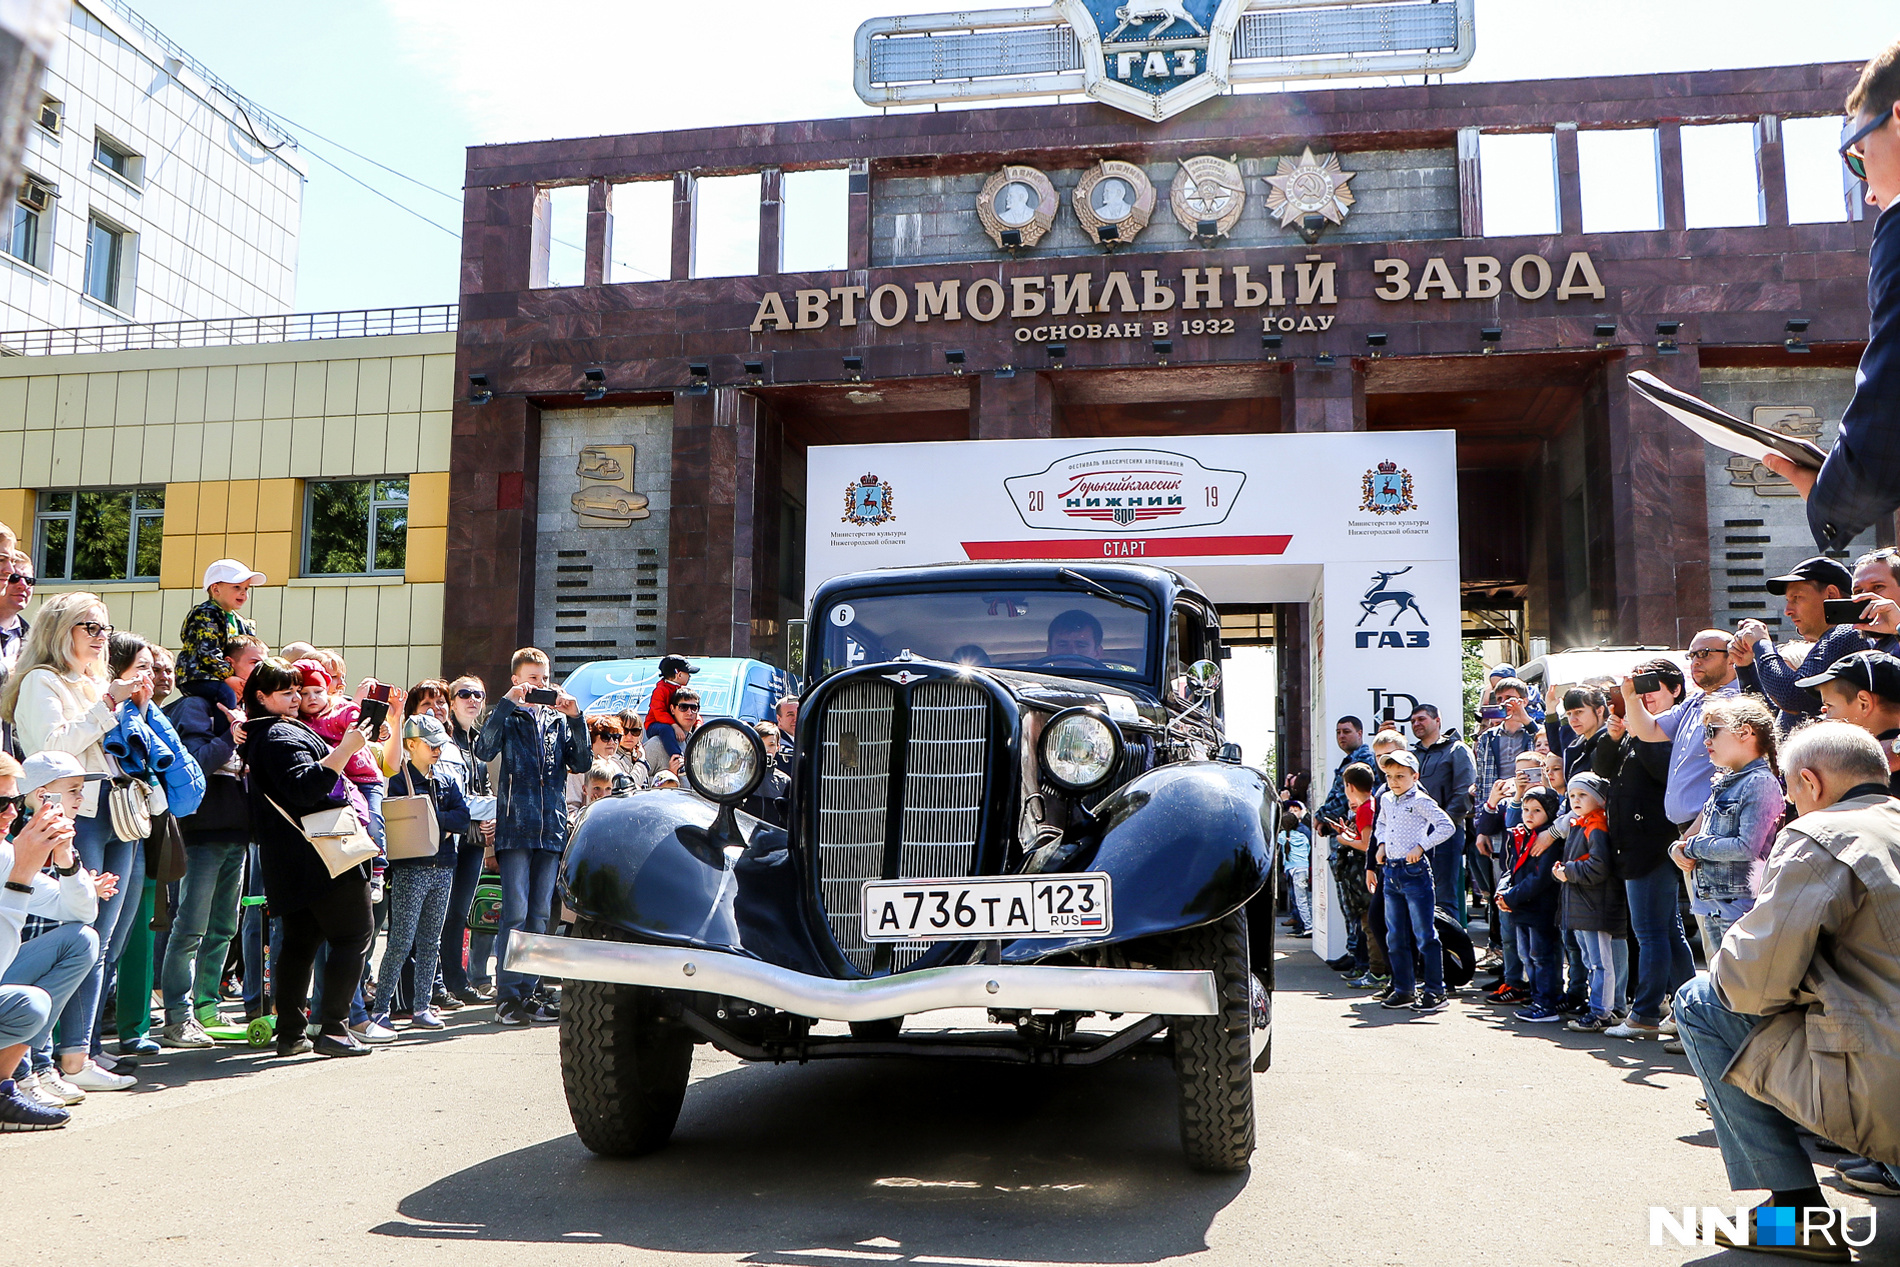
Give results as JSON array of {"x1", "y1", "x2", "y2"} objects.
[
  {"x1": 1513, "y1": 916, "x2": 1561, "y2": 1009},
  {"x1": 1674, "y1": 974, "x2": 1821, "y2": 1192},
  {"x1": 1497, "y1": 906, "x2": 1525, "y2": 988},
  {"x1": 1627, "y1": 868, "x2": 1694, "y2": 1024},
  {"x1": 1382, "y1": 858, "x2": 1443, "y2": 996},
  {"x1": 1431, "y1": 828, "x2": 1465, "y2": 916},
  {"x1": 1698, "y1": 910, "x2": 1739, "y2": 964},
  {"x1": 240, "y1": 844, "x2": 283, "y2": 1013},
  {"x1": 58, "y1": 811, "x2": 141, "y2": 1059},
  {"x1": 440, "y1": 841, "x2": 487, "y2": 993},
  {"x1": 160, "y1": 842, "x2": 246, "y2": 1026},
  {"x1": 1575, "y1": 928, "x2": 1625, "y2": 1018},
  {"x1": 3, "y1": 922, "x2": 99, "y2": 1070},
  {"x1": 496, "y1": 848, "x2": 561, "y2": 1005}
]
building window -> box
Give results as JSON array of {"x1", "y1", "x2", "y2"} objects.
[
  {"x1": 35, "y1": 488, "x2": 164, "y2": 583},
  {"x1": 304, "y1": 478, "x2": 408, "y2": 576},
  {"x1": 8, "y1": 176, "x2": 54, "y2": 270},
  {"x1": 84, "y1": 217, "x2": 130, "y2": 309},
  {"x1": 92, "y1": 133, "x2": 141, "y2": 186}
]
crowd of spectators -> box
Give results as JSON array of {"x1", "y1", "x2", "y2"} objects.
[
  {"x1": 0, "y1": 536, "x2": 793, "y2": 1130},
  {"x1": 1275, "y1": 546, "x2": 1900, "y2": 1241}
]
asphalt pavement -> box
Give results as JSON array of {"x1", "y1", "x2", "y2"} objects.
[{"x1": 10, "y1": 931, "x2": 1894, "y2": 1266}]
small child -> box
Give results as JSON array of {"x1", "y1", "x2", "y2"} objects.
[
  {"x1": 1671, "y1": 696, "x2": 1783, "y2": 961},
  {"x1": 1277, "y1": 801, "x2": 1313, "y2": 938},
  {"x1": 1326, "y1": 762, "x2": 1383, "y2": 985},
  {"x1": 175, "y1": 560, "x2": 263, "y2": 703},
  {"x1": 1496, "y1": 787, "x2": 1564, "y2": 1021},
  {"x1": 1372, "y1": 750, "x2": 1455, "y2": 1011},
  {"x1": 642, "y1": 656, "x2": 697, "y2": 763},
  {"x1": 1552, "y1": 772, "x2": 1627, "y2": 1031},
  {"x1": 299, "y1": 660, "x2": 395, "y2": 856},
  {"x1": 370, "y1": 716, "x2": 470, "y2": 1034}
]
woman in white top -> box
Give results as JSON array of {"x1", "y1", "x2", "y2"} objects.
[{"x1": 0, "y1": 592, "x2": 149, "y2": 1088}]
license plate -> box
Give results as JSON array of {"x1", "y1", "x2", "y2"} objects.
[{"x1": 859, "y1": 873, "x2": 1112, "y2": 941}]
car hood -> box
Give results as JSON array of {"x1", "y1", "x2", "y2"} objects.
[{"x1": 981, "y1": 667, "x2": 1166, "y2": 727}]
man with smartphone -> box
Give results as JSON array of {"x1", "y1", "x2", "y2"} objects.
[
  {"x1": 1760, "y1": 40, "x2": 1900, "y2": 555},
  {"x1": 1731, "y1": 556, "x2": 1871, "y2": 729},
  {"x1": 1848, "y1": 548, "x2": 1900, "y2": 655},
  {"x1": 1622, "y1": 629, "x2": 1744, "y2": 832},
  {"x1": 472, "y1": 647, "x2": 590, "y2": 1026}
]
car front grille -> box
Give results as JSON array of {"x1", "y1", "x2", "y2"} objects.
[{"x1": 813, "y1": 675, "x2": 990, "y2": 973}]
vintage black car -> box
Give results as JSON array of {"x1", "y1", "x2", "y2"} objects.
[{"x1": 507, "y1": 561, "x2": 1277, "y2": 1171}]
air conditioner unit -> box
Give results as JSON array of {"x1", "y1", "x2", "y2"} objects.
[
  {"x1": 35, "y1": 98, "x2": 62, "y2": 136},
  {"x1": 19, "y1": 177, "x2": 55, "y2": 213}
]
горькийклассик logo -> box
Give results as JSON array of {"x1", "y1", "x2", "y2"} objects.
[
  {"x1": 843, "y1": 473, "x2": 896, "y2": 527},
  {"x1": 1360, "y1": 461, "x2": 1416, "y2": 516}
]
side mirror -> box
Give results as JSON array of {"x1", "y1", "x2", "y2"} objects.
[
  {"x1": 786, "y1": 619, "x2": 808, "y2": 681},
  {"x1": 1186, "y1": 659, "x2": 1221, "y2": 697}
]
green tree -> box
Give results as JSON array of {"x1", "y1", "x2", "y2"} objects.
[{"x1": 1462, "y1": 638, "x2": 1487, "y2": 736}]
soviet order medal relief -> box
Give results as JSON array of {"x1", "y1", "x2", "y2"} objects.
[
  {"x1": 1074, "y1": 159, "x2": 1157, "y2": 248},
  {"x1": 1171, "y1": 154, "x2": 1246, "y2": 238},
  {"x1": 977, "y1": 165, "x2": 1059, "y2": 250},
  {"x1": 1265, "y1": 146, "x2": 1355, "y2": 239}
]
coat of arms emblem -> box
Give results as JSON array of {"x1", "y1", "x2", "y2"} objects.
[
  {"x1": 843, "y1": 473, "x2": 896, "y2": 527},
  {"x1": 1360, "y1": 461, "x2": 1416, "y2": 516}
]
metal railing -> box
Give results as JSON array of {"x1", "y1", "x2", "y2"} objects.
[
  {"x1": 0, "y1": 305, "x2": 459, "y2": 356},
  {"x1": 85, "y1": 0, "x2": 298, "y2": 149}
]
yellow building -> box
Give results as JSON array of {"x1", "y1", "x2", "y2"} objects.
[{"x1": 0, "y1": 317, "x2": 455, "y2": 687}]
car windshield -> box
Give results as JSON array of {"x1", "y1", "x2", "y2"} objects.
[{"x1": 816, "y1": 584, "x2": 1153, "y2": 682}]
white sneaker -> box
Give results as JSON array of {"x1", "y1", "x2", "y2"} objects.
[
  {"x1": 1659, "y1": 1015, "x2": 1679, "y2": 1036},
  {"x1": 1603, "y1": 1020, "x2": 1661, "y2": 1040},
  {"x1": 19, "y1": 1073, "x2": 71, "y2": 1110},
  {"x1": 348, "y1": 1019, "x2": 398, "y2": 1045},
  {"x1": 65, "y1": 1060, "x2": 136, "y2": 1091},
  {"x1": 35, "y1": 1063, "x2": 86, "y2": 1101}
]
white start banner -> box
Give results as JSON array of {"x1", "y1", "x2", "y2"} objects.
[{"x1": 807, "y1": 430, "x2": 1463, "y2": 959}]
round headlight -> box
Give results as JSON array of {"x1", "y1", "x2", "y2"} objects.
[
  {"x1": 1039, "y1": 708, "x2": 1123, "y2": 794},
  {"x1": 684, "y1": 719, "x2": 765, "y2": 804}
]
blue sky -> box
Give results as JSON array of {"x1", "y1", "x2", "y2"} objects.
[{"x1": 124, "y1": 0, "x2": 1893, "y2": 314}]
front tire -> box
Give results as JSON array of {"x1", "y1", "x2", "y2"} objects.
[
  {"x1": 1168, "y1": 910, "x2": 1256, "y2": 1173},
  {"x1": 559, "y1": 924, "x2": 693, "y2": 1158}
]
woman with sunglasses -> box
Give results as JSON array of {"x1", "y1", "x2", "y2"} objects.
[
  {"x1": 1761, "y1": 43, "x2": 1900, "y2": 549},
  {"x1": 0, "y1": 593, "x2": 149, "y2": 1091},
  {"x1": 440, "y1": 677, "x2": 494, "y2": 1003}
]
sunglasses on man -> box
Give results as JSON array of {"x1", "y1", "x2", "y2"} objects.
[
  {"x1": 1842, "y1": 110, "x2": 1892, "y2": 181},
  {"x1": 4, "y1": 573, "x2": 32, "y2": 588}
]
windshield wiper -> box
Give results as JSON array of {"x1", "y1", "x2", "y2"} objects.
[{"x1": 1056, "y1": 568, "x2": 1149, "y2": 613}]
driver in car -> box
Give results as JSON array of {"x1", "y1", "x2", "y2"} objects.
[{"x1": 1046, "y1": 609, "x2": 1105, "y2": 661}]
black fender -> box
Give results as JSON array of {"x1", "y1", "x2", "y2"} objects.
[
  {"x1": 559, "y1": 790, "x2": 835, "y2": 977},
  {"x1": 1002, "y1": 760, "x2": 1275, "y2": 962}
]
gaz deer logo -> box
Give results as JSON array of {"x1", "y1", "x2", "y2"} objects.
[
  {"x1": 1355, "y1": 567, "x2": 1430, "y2": 649},
  {"x1": 1005, "y1": 448, "x2": 1244, "y2": 533},
  {"x1": 1360, "y1": 460, "x2": 1417, "y2": 515},
  {"x1": 1068, "y1": 0, "x2": 1238, "y2": 121}
]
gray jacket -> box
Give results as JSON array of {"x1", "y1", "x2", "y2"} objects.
[{"x1": 1413, "y1": 730, "x2": 1476, "y2": 820}]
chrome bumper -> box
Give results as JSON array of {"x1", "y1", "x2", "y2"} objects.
[{"x1": 506, "y1": 931, "x2": 1218, "y2": 1023}]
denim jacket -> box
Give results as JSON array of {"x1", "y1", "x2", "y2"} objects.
[{"x1": 1679, "y1": 757, "x2": 1782, "y2": 908}]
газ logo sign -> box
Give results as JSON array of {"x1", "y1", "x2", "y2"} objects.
[{"x1": 1005, "y1": 448, "x2": 1245, "y2": 532}]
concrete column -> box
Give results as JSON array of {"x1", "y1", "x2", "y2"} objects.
[
  {"x1": 1602, "y1": 348, "x2": 1711, "y2": 646},
  {"x1": 969, "y1": 370, "x2": 1055, "y2": 439},
  {"x1": 1456, "y1": 126, "x2": 1483, "y2": 238},
  {"x1": 442, "y1": 394, "x2": 542, "y2": 687},
  {"x1": 670, "y1": 171, "x2": 697, "y2": 281},
  {"x1": 665, "y1": 386, "x2": 758, "y2": 657},
  {"x1": 1281, "y1": 359, "x2": 1366, "y2": 433},
  {"x1": 584, "y1": 178, "x2": 613, "y2": 287},
  {"x1": 847, "y1": 158, "x2": 871, "y2": 271},
  {"x1": 759, "y1": 167, "x2": 784, "y2": 276},
  {"x1": 1755, "y1": 114, "x2": 1789, "y2": 228},
  {"x1": 1554, "y1": 122, "x2": 1582, "y2": 236},
  {"x1": 1658, "y1": 121, "x2": 1686, "y2": 232}
]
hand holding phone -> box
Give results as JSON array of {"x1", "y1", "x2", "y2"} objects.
[
  {"x1": 357, "y1": 697, "x2": 389, "y2": 734},
  {"x1": 1824, "y1": 596, "x2": 1877, "y2": 627},
  {"x1": 525, "y1": 686, "x2": 559, "y2": 706}
]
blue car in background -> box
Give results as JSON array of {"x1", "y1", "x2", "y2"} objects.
[{"x1": 560, "y1": 657, "x2": 791, "y2": 724}]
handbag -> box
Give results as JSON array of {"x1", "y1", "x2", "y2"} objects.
[
  {"x1": 267, "y1": 795, "x2": 379, "y2": 879},
  {"x1": 383, "y1": 766, "x2": 441, "y2": 861},
  {"x1": 107, "y1": 775, "x2": 153, "y2": 844}
]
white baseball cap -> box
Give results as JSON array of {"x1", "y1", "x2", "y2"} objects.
[
  {"x1": 20, "y1": 750, "x2": 85, "y2": 797},
  {"x1": 203, "y1": 559, "x2": 266, "y2": 589}
]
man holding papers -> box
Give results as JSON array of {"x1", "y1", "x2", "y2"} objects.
[{"x1": 1765, "y1": 41, "x2": 1900, "y2": 549}]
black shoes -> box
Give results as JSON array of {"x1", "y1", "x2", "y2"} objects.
[
  {"x1": 1380, "y1": 991, "x2": 1417, "y2": 1009},
  {"x1": 313, "y1": 1031, "x2": 372, "y2": 1058},
  {"x1": 1324, "y1": 955, "x2": 1355, "y2": 971},
  {"x1": 276, "y1": 1035, "x2": 313, "y2": 1057}
]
